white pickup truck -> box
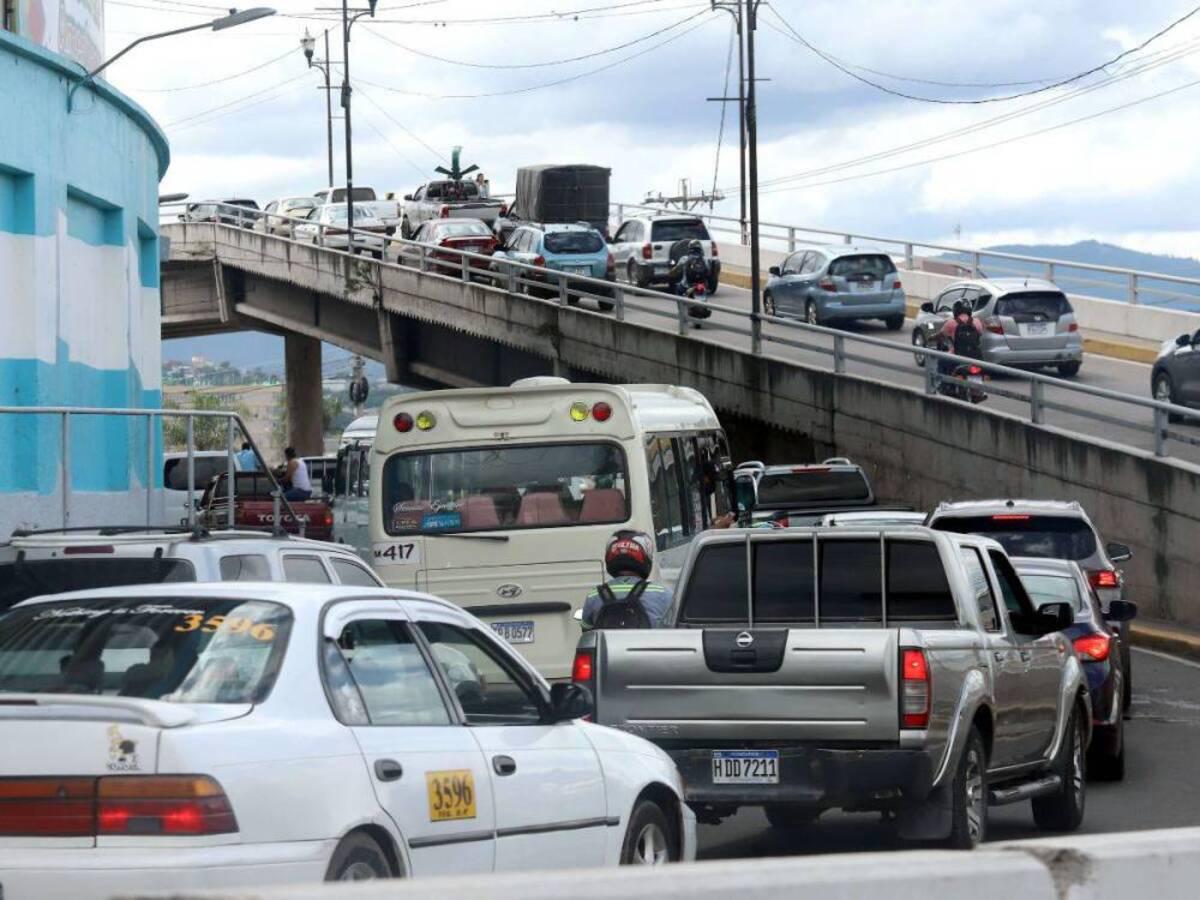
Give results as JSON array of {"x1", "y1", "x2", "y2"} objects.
[
  {"x1": 312, "y1": 186, "x2": 400, "y2": 234},
  {"x1": 575, "y1": 526, "x2": 1092, "y2": 848},
  {"x1": 396, "y1": 179, "x2": 506, "y2": 238}
]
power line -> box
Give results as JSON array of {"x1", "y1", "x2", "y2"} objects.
[
  {"x1": 767, "y1": 3, "x2": 1200, "y2": 105},
  {"x1": 356, "y1": 11, "x2": 714, "y2": 99},
  {"x1": 166, "y1": 73, "x2": 310, "y2": 129},
  {"x1": 356, "y1": 107, "x2": 439, "y2": 179},
  {"x1": 355, "y1": 87, "x2": 450, "y2": 164},
  {"x1": 133, "y1": 45, "x2": 296, "y2": 92},
  {"x1": 738, "y1": 33, "x2": 1200, "y2": 193},
  {"x1": 758, "y1": 73, "x2": 1200, "y2": 195},
  {"x1": 299, "y1": 0, "x2": 701, "y2": 26},
  {"x1": 711, "y1": 17, "x2": 736, "y2": 203}
]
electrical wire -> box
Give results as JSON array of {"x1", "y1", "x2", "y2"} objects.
[
  {"x1": 133, "y1": 46, "x2": 297, "y2": 93},
  {"x1": 711, "y1": 18, "x2": 736, "y2": 204},
  {"x1": 766, "y1": 3, "x2": 1200, "y2": 105},
  {"x1": 356, "y1": 11, "x2": 713, "y2": 99},
  {"x1": 356, "y1": 114, "x2": 434, "y2": 180},
  {"x1": 299, "y1": 0, "x2": 697, "y2": 26},
  {"x1": 354, "y1": 86, "x2": 450, "y2": 166},
  {"x1": 166, "y1": 72, "x2": 310, "y2": 129}
]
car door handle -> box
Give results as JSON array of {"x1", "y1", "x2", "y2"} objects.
[
  {"x1": 493, "y1": 755, "x2": 517, "y2": 776},
  {"x1": 374, "y1": 759, "x2": 403, "y2": 782},
  {"x1": 1019, "y1": 650, "x2": 1033, "y2": 662}
]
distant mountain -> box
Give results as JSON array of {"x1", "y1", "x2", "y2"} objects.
[
  {"x1": 163, "y1": 333, "x2": 386, "y2": 379},
  {"x1": 943, "y1": 240, "x2": 1200, "y2": 311}
]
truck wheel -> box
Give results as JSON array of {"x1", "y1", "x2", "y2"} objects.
[
  {"x1": 944, "y1": 727, "x2": 987, "y2": 849},
  {"x1": 1032, "y1": 702, "x2": 1087, "y2": 832},
  {"x1": 620, "y1": 799, "x2": 677, "y2": 865},
  {"x1": 764, "y1": 804, "x2": 820, "y2": 831}
]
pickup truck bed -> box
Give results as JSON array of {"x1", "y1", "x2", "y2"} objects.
[{"x1": 198, "y1": 473, "x2": 334, "y2": 541}]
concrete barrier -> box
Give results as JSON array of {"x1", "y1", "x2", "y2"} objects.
[{"x1": 121, "y1": 827, "x2": 1200, "y2": 899}]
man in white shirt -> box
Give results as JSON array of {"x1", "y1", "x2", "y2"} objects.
[{"x1": 282, "y1": 446, "x2": 312, "y2": 501}]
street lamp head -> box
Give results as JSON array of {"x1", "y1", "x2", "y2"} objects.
[
  {"x1": 300, "y1": 28, "x2": 316, "y2": 63},
  {"x1": 367, "y1": 0, "x2": 378, "y2": 16},
  {"x1": 211, "y1": 7, "x2": 276, "y2": 31}
]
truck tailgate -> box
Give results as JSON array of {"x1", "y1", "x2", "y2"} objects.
[{"x1": 595, "y1": 628, "x2": 901, "y2": 743}]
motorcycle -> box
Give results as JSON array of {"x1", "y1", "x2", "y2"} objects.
[
  {"x1": 681, "y1": 280, "x2": 712, "y2": 327},
  {"x1": 939, "y1": 361, "x2": 988, "y2": 404}
]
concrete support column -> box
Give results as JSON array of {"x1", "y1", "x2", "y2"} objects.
[{"x1": 285, "y1": 333, "x2": 324, "y2": 455}]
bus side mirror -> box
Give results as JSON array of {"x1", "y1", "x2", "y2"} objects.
[{"x1": 734, "y1": 477, "x2": 756, "y2": 515}]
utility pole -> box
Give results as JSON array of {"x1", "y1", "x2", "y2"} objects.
[
  {"x1": 745, "y1": 0, "x2": 763, "y2": 354},
  {"x1": 645, "y1": 178, "x2": 725, "y2": 212},
  {"x1": 349, "y1": 354, "x2": 366, "y2": 418},
  {"x1": 301, "y1": 28, "x2": 336, "y2": 186},
  {"x1": 710, "y1": 0, "x2": 748, "y2": 245}
]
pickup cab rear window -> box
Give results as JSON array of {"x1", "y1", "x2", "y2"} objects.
[
  {"x1": 678, "y1": 544, "x2": 749, "y2": 624},
  {"x1": 0, "y1": 559, "x2": 196, "y2": 615}
]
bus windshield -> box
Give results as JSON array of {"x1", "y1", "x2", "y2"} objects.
[{"x1": 382, "y1": 442, "x2": 629, "y2": 535}]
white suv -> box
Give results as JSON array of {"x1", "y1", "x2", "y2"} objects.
[
  {"x1": 610, "y1": 214, "x2": 721, "y2": 291},
  {"x1": 0, "y1": 528, "x2": 383, "y2": 615}
]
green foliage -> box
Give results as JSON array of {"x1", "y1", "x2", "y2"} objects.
[{"x1": 163, "y1": 393, "x2": 250, "y2": 451}]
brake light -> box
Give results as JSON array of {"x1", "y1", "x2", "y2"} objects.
[
  {"x1": 592, "y1": 402, "x2": 612, "y2": 422},
  {"x1": 1073, "y1": 633, "x2": 1111, "y2": 662},
  {"x1": 711, "y1": 241, "x2": 719, "y2": 257},
  {"x1": 533, "y1": 255, "x2": 546, "y2": 268},
  {"x1": 97, "y1": 776, "x2": 238, "y2": 836},
  {"x1": 818, "y1": 277, "x2": 836, "y2": 292},
  {"x1": 63, "y1": 545, "x2": 115, "y2": 555},
  {"x1": 1088, "y1": 569, "x2": 1119, "y2": 589},
  {"x1": 984, "y1": 317, "x2": 1004, "y2": 334},
  {"x1": 572, "y1": 648, "x2": 594, "y2": 684},
  {"x1": 901, "y1": 648, "x2": 930, "y2": 728},
  {"x1": 967, "y1": 365, "x2": 983, "y2": 376},
  {"x1": 641, "y1": 243, "x2": 653, "y2": 260},
  {"x1": 991, "y1": 514, "x2": 1030, "y2": 521},
  {"x1": 439, "y1": 205, "x2": 450, "y2": 218},
  {"x1": 1068, "y1": 322, "x2": 1079, "y2": 332},
  {"x1": 393, "y1": 412, "x2": 414, "y2": 433},
  {"x1": 499, "y1": 203, "x2": 508, "y2": 217},
  {"x1": 321, "y1": 510, "x2": 334, "y2": 528},
  {"x1": 893, "y1": 279, "x2": 903, "y2": 290}
]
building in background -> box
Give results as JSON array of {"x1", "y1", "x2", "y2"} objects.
[
  {"x1": 0, "y1": 18, "x2": 169, "y2": 536},
  {"x1": 164, "y1": 384, "x2": 287, "y2": 465}
]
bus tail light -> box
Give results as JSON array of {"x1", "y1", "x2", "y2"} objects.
[
  {"x1": 592, "y1": 402, "x2": 612, "y2": 422},
  {"x1": 393, "y1": 413, "x2": 414, "y2": 433},
  {"x1": 900, "y1": 648, "x2": 930, "y2": 729}
]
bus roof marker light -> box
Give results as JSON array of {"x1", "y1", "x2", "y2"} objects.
[
  {"x1": 592, "y1": 402, "x2": 613, "y2": 422},
  {"x1": 393, "y1": 413, "x2": 414, "y2": 433},
  {"x1": 416, "y1": 411, "x2": 437, "y2": 431},
  {"x1": 569, "y1": 402, "x2": 590, "y2": 422}
]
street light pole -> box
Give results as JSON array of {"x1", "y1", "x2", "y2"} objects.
[
  {"x1": 745, "y1": 0, "x2": 763, "y2": 355},
  {"x1": 301, "y1": 28, "x2": 336, "y2": 187},
  {"x1": 333, "y1": 0, "x2": 378, "y2": 252},
  {"x1": 710, "y1": 1, "x2": 748, "y2": 245}
]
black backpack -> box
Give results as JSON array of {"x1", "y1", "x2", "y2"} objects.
[
  {"x1": 953, "y1": 318, "x2": 982, "y2": 359},
  {"x1": 591, "y1": 580, "x2": 653, "y2": 629},
  {"x1": 685, "y1": 256, "x2": 709, "y2": 284}
]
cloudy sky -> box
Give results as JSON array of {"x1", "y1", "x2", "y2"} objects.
[{"x1": 103, "y1": 0, "x2": 1200, "y2": 256}]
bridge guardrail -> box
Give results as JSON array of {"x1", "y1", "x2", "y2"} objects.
[
  {"x1": 160, "y1": 202, "x2": 1200, "y2": 460},
  {"x1": 610, "y1": 201, "x2": 1200, "y2": 312},
  {"x1": 0, "y1": 404, "x2": 298, "y2": 533}
]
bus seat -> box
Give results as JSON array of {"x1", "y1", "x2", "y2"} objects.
[
  {"x1": 579, "y1": 488, "x2": 625, "y2": 523},
  {"x1": 460, "y1": 496, "x2": 500, "y2": 529},
  {"x1": 516, "y1": 492, "x2": 569, "y2": 526}
]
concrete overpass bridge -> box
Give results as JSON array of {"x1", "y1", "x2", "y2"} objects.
[{"x1": 159, "y1": 215, "x2": 1200, "y2": 631}]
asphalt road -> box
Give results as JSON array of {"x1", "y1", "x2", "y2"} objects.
[
  {"x1": 696, "y1": 647, "x2": 1200, "y2": 859},
  {"x1": 585, "y1": 277, "x2": 1200, "y2": 464}
]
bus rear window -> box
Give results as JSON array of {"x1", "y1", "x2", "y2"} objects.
[{"x1": 382, "y1": 442, "x2": 629, "y2": 534}]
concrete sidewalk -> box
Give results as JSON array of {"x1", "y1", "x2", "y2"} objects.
[{"x1": 1133, "y1": 618, "x2": 1200, "y2": 661}]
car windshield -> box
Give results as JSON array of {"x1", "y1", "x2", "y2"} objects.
[
  {"x1": 284, "y1": 199, "x2": 315, "y2": 212},
  {"x1": 330, "y1": 188, "x2": 376, "y2": 202},
  {"x1": 755, "y1": 469, "x2": 872, "y2": 507},
  {"x1": 932, "y1": 515, "x2": 1098, "y2": 560},
  {"x1": 0, "y1": 558, "x2": 196, "y2": 615},
  {"x1": 995, "y1": 291, "x2": 1072, "y2": 321},
  {"x1": 829, "y1": 254, "x2": 897, "y2": 278},
  {"x1": 1019, "y1": 573, "x2": 1087, "y2": 613},
  {"x1": 650, "y1": 220, "x2": 709, "y2": 242},
  {"x1": 436, "y1": 222, "x2": 491, "y2": 238},
  {"x1": 382, "y1": 442, "x2": 629, "y2": 534},
  {"x1": 0, "y1": 597, "x2": 291, "y2": 703},
  {"x1": 325, "y1": 206, "x2": 375, "y2": 222},
  {"x1": 544, "y1": 231, "x2": 604, "y2": 254}
]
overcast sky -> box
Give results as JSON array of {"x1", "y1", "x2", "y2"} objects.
[{"x1": 102, "y1": 0, "x2": 1200, "y2": 256}]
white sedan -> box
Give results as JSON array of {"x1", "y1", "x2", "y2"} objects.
[
  {"x1": 0, "y1": 583, "x2": 694, "y2": 899},
  {"x1": 294, "y1": 202, "x2": 387, "y2": 256}
]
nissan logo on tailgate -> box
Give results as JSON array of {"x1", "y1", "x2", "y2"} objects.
[
  {"x1": 496, "y1": 584, "x2": 523, "y2": 599},
  {"x1": 735, "y1": 631, "x2": 754, "y2": 648}
]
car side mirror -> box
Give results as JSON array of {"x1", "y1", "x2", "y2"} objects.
[
  {"x1": 403, "y1": 194, "x2": 413, "y2": 202},
  {"x1": 1105, "y1": 541, "x2": 1132, "y2": 563},
  {"x1": 1106, "y1": 599, "x2": 1138, "y2": 623},
  {"x1": 768, "y1": 265, "x2": 781, "y2": 276},
  {"x1": 920, "y1": 301, "x2": 934, "y2": 313},
  {"x1": 734, "y1": 477, "x2": 756, "y2": 515},
  {"x1": 549, "y1": 682, "x2": 593, "y2": 722},
  {"x1": 1176, "y1": 333, "x2": 1191, "y2": 347},
  {"x1": 1035, "y1": 601, "x2": 1074, "y2": 634}
]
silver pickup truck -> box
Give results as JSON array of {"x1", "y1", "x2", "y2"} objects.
[{"x1": 574, "y1": 526, "x2": 1092, "y2": 848}]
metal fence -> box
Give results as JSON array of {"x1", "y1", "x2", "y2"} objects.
[
  {"x1": 0, "y1": 405, "x2": 300, "y2": 533},
  {"x1": 160, "y1": 202, "x2": 1200, "y2": 460},
  {"x1": 610, "y1": 202, "x2": 1200, "y2": 312}
]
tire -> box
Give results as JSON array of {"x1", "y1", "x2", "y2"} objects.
[
  {"x1": 1154, "y1": 371, "x2": 1183, "y2": 424},
  {"x1": 620, "y1": 799, "x2": 678, "y2": 866},
  {"x1": 630, "y1": 259, "x2": 651, "y2": 289},
  {"x1": 567, "y1": 296, "x2": 580, "y2": 307},
  {"x1": 912, "y1": 330, "x2": 928, "y2": 367},
  {"x1": 325, "y1": 832, "x2": 392, "y2": 882},
  {"x1": 599, "y1": 300, "x2": 615, "y2": 312},
  {"x1": 706, "y1": 273, "x2": 719, "y2": 295},
  {"x1": 763, "y1": 291, "x2": 777, "y2": 317},
  {"x1": 944, "y1": 726, "x2": 987, "y2": 849},
  {"x1": 764, "y1": 804, "x2": 820, "y2": 831},
  {"x1": 805, "y1": 300, "x2": 821, "y2": 327},
  {"x1": 1123, "y1": 645, "x2": 1133, "y2": 715},
  {"x1": 400, "y1": 218, "x2": 413, "y2": 240},
  {"x1": 1090, "y1": 715, "x2": 1125, "y2": 782},
  {"x1": 1057, "y1": 360, "x2": 1082, "y2": 377},
  {"x1": 884, "y1": 314, "x2": 905, "y2": 331},
  {"x1": 1032, "y1": 702, "x2": 1087, "y2": 832}
]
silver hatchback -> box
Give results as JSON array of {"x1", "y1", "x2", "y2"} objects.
[
  {"x1": 765, "y1": 245, "x2": 907, "y2": 329},
  {"x1": 911, "y1": 277, "x2": 1083, "y2": 376}
]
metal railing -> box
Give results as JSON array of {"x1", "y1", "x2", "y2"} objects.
[
  {"x1": 0, "y1": 405, "x2": 301, "y2": 533},
  {"x1": 160, "y1": 202, "x2": 1200, "y2": 460},
  {"x1": 609, "y1": 201, "x2": 1200, "y2": 312}
]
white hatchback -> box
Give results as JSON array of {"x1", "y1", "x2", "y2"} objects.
[{"x1": 0, "y1": 583, "x2": 694, "y2": 899}]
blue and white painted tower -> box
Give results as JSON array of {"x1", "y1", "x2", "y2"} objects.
[{"x1": 0, "y1": 16, "x2": 170, "y2": 536}]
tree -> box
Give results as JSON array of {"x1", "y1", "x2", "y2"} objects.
[
  {"x1": 163, "y1": 393, "x2": 250, "y2": 451},
  {"x1": 322, "y1": 395, "x2": 343, "y2": 435}
]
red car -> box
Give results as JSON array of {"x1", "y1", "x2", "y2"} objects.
[{"x1": 407, "y1": 218, "x2": 497, "y2": 275}]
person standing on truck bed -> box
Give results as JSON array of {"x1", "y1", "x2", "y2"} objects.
[
  {"x1": 281, "y1": 447, "x2": 312, "y2": 501},
  {"x1": 582, "y1": 530, "x2": 673, "y2": 630},
  {"x1": 236, "y1": 442, "x2": 258, "y2": 471},
  {"x1": 475, "y1": 172, "x2": 490, "y2": 199}
]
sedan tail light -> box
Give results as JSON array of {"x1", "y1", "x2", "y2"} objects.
[
  {"x1": 818, "y1": 277, "x2": 837, "y2": 292},
  {"x1": 439, "y1": 206, "x2": 450, "y2": 218},
  {"x1": 1088, "y1": 568, "x2": 1119, "y2": 590},
  {"x1": 983, "y1": 317, "x2": 1005, "y2": 334},
  {"x1": 0, "y1": 778, "x2": 95, "y2": 836},
  {"x1": 641, "y1": 243, "x2": 653, "y2": 260},
  {"x1": 711, "y1": 241, "x2": 719, "y2": 257},
  {"x1": 98, "y1": 776, "x2": 238, "y2": 836},
  {"x1": 900, "y1": 648, "x2": 930, "y2": 729},
  {"x1": 1073, "y1": 633, "x2": 1111, "y2": 662}
]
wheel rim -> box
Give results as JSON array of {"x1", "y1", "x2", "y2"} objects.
[
  {"x1": 765, "y1": 293, "x2": 775, "y2": 316},
  {"x1": 1071, "y1": 720, "x2": 1085, "y2": 799},
  {"x1": 633, "y1": 822, "x2": 670, "y2": 865},
  {"x1": 806, "y1": 303, "x2": 818, "y2": 325},
  {"x1": 964, "y1": 747, "x2": 985, "y2": 845},
  {"x1": 339, "y1": 861, "x2": 379, "y2": 881},
  {"x1": 913, "y1": 332, "x2": 927, "y2": 366},
  {"x1": 1155, "y1": 376, "x2": 1172, "y2": 403}
]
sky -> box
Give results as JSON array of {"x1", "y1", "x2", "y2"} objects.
[{"x1": 99, "y1": 0, "x2": 1200, "y2": 257}]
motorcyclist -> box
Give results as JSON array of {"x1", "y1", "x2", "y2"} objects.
[
  {"x1": 937, "y1": 299, "x2": 986, "y2": 373},
  {"x1": 667, "y1": 239, "x2": 711, "y2": 297},
  {"x1": 581, "y1": 530, "x2": 673, "y2": 630}
]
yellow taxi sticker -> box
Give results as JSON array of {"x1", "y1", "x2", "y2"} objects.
[{"x1": 425, "y1": 769, "x2": 477, "y2": 822}]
